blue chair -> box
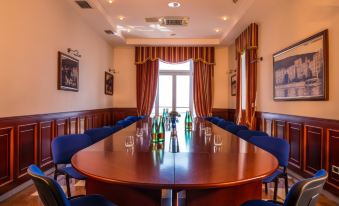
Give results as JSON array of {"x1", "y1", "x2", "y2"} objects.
[
  {"x1": 217, "y1": 120, "x2": 235, "y2": 127},
  {"x1": 51, "y1": 134, "x2": 92, "y2": 197},
  {"x1": 85, "y1": 127, "x2": 116, "y2": 144},
  {"x1": 237, "y1": 130, "x2": 268, "y2": 141},
  {"x1": 241, "y1": 169, "x2": 328, "y2": 206},
  {"x1": 210, "y1": 117, "x2": 223, "y2": 124},
  {"x1": 204, "y1": 116, "x2": 214, "y2": 121},
  {"x1": 124, "y1": 116, "x2": 138, "y2": 122},
  {"x1": 249, "y1": 136, "x2": 289, "y2": 201},
  {"x1": 116, "y1": 119, "x2": 133, "y2": 128},
  {"x1": 224, "y1": 124, "x2": 248, "y2": 134},
  {"x1": 27, "y1": 165, "x2": 116, "y2": 206},
  {"x1": 138, "y1": 116, "x2": 145, "y2": 120}
]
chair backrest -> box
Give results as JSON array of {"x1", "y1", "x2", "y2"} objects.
[
  {"x1": 225, "y1": 124, "x2": 248, "y2": 134},
  {"x1": 249, "y1": 136, "x2": 289, "y2": 167},
  {"x1": 237, "y1": 130, "x2": 268, "y2": 141},
  {"x1": 217, "y1": 120, "x2": 234, "y2": 127},
  {"x1": 85, "y1": 127, "x2": 115, "y2": 144},
  {"x1": 284, "y1": 169, "x2": 328, "y2": 206},
  {"x1": 125, "y1": 116, "x2": 138, "y2": 122},
  {"x1": 51, "y1": 134, "x2": 92, "y2": 164},
  {"x1": 28, "y1": 165, "x2": 70, "y2": 206}
]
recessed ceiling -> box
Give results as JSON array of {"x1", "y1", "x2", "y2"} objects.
[{"x1": 65, "y1": 0, "x2": 256, "y2": 45}]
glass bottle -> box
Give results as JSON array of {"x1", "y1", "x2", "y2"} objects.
[
  {"x1": 151, "y1": 118, "x2": 158, "y2": 143},
  {"x1": 188, "y1": 111, "x2": 193, "y2": 131},
  {"x1": 185, "y1": 111, "x2": 189, "y2": 130},
  {"x1": 158, "y1": 116, "x2": 165, "y2": 143}
]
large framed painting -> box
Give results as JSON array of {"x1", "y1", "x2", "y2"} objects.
[
  {"x1": 231, "y1": 74, "x2": 237, "y2": 96},
  {"x1": 105, "y1": 72, "x2": 113, "y2": 95},
  {"x1": 273, "y1": 30, "x2": 328, "y2": 101},
  {"x1": 58, "y1": 52, "x2": 79, "y2": 91}
]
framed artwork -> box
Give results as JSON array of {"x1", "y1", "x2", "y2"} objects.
[
  {"x1": 105, "y1": 72, "x2": 113, "y2": 95},
  {"x1": 58, "y1": 52, "x2": 79, "y2": 91},
  {"x1": 273, "y1": 30, "x2": 328, "y2": 101},
  {"x1": 231, "y1": 74, "x2": 237, "y2": 96}
]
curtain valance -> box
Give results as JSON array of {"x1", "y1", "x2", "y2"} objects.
[
  {"x1": 235, "y1": 23, "x2": 258, "y2": 55},
  {"x1": 135, "y1": 46, "x2": 215, "y2": 65}
]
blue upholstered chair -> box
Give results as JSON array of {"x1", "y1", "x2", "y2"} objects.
[
  {"x1": 124, "y1": 116, "x2": 138, "y2": 122},
  {"x1": 28, "y1": 165, "x2": 116, "y2": 206},
  {"x1": 217, "y1": 120, "x2": 235, "y2": 127},
  {"x1": 237, "y1": 130, "x2": 268, "y2": 141},
  {"x1": 241, "y1": 169, "x2": 328, "y2": 206},
  {"x1": 116, "y1": 119, "x2": 133, "y2": 128},
  {"x1": 138, "y1": 115, "x2": 145, "y2": 120},
  {"x1": 210, "y1": 117, "x2": 223, "y2": 124},
  {"x1": 85, "y1": 127, "x2": 117, "y2": 144},
  {"x1": 51, "y1": 134, "x2": 92, "y2": 197},
  {"x1": 249, "y1": 136, "x2": 290, "y2": 201},
  {"x1": 204, "y1": 116, "x2": 214, "y2": 121},
  {"x1": 224, "y1": 124, "x2": 248, "y2": 134}
]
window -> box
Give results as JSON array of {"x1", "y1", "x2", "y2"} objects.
[{"x1": 151, "y1": 60, "x2": 193, "y2": 117}]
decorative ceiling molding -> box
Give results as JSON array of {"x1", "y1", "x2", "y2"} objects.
[{"x1": 126, "y1": 38, "x2": 220, "y2": 46}]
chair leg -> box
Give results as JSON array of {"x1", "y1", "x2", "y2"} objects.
[
  {"x1": 264, "y1": 182, "x2": 268, "y2": 194},
  {"x1": 54, "y1": 171, "x2": 58, "y2": 181},
  {"x1": 65, "y1": 175, "x2": 71, "y2": 197},
  {"x1": 284, "y1": 174, "x2": 289, "y2": 196},
  {"x1": 273, "y1": 178, "x2": 278, "y2": 201}
]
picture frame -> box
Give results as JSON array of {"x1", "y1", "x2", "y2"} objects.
[
  {"x1": 58, "y1": 52, "x2": 79, "y2": 91},
  {"x1": 231, "y1": 74, "x2": 237, "y2": 96},
  {"x1": 105, "y1": 72, "x2": 113, "y2": 95},
  {"x1": 273, "y1": 30, "x2": 328, "y2": 101}
]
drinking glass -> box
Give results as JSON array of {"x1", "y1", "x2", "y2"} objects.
[
  {"x1": 204, "y1": 127, "x2": 212, "y2": 136},
  {"x1": 136, "y1": 128, "x2": 143, "y2": 138},
  {"x1": 125, "y1": 136, "x2": 134, "y2": 147},
  {"x1": 213, "y1": 134, "x2": 222, "y2": 146}
]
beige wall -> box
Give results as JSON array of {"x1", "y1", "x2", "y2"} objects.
[
  {"x1": 112, "y1": 46, "x2": 230, "y2": 109},
  {"x1": 0, "y1": 0, "x2": 113, "y2": 117},
  {"x1": 230, "y1": 0, "x2": 339, "y2": 120}
]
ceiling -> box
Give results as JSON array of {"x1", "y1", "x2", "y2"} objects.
[{"x1": 65, "y1": 0, "x2": 256, "y2": 45}]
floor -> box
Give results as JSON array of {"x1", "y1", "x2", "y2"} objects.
[{"x1": 0, "y1": 172, "x2": 337, "y2": 206}]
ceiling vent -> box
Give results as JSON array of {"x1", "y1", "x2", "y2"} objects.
[
  {"x1": 145, "y1": 16, "x2": 189, "y2": 26},
  {"x1": 75, "y1": 1, "x2": 92, "y2": 9},
  {"x1": 104, "y1": 30, "x2": 115, "y2": 35}
]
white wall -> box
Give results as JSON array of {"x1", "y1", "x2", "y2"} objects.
[
  {"x1": 0, "y1": 0, "x2": 114, "y2": 117},
  {"x1": 112, "y1": 46, "x2": 230, "y2": 109},
  {"x1": 229, "y1": 0, "x2": 339, "y2": 119}
]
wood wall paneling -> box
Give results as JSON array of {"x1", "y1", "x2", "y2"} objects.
[
  {"x1": 79, "y1": 117, "x2": 85, "y2": 134},
  {"x1": 69, "y1": 117, "x2": 78, "y2": 134},
  {"x1": 304, "y1": 125, "x2": 323, "y2": 175},
  {"x1": 327, "y1": 129, "x2": 339, "y2": 191},
  {"x1": 55, "y1": 119, "x2": 67, "y2": 137},
  {"x1": 264, "y1": 119, "x2": 273, "y2": 136},
  {"x1": 287, "y1": 122, "x2": 303, "y2": 170},
  {"x1": 17, "y1": 124, "x2": 37, "y2": 178},
  {"x1": 0, "y1": 128, "x2": 13, "y2": 187},
  {"x1": 274, "y1": 120, "x2": 286, "y2": 139},
  {"x1": 39, "y1": 121, "x2": 54, "y2": 168}
]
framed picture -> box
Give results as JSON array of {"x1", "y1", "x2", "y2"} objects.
[
  {"x1": 231, "y1": 74, "x2": 237, "y2": 96},
  {"x1": 105, "y1": 72, "x2": 113, "y2": 95},
  {"x1": 273, "y1": 30, "x2": 328, "y2": 101},
  {"x1": 58, "y1": 52, "x2": 79, "y2": 91}
]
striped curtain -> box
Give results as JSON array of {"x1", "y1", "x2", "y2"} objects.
[
  {"x1": 135, "y1": 47, "x2": 215, "y2": 117},
  {"x1": 235, "y1": 23, "x2": 258, "y2": 129}
]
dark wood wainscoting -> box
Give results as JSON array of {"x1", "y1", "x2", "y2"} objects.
[
  {"x1": 256, "y1": 112, "x2": 339, "y2": 196},
  {"x1": 0, "y1": 107, "x2": 137, "y2": 195},
  {"x1": 211, "y1": 108, "x2": 235, "y2": 122}
]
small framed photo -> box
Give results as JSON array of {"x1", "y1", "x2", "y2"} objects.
[
  {"x1": 273, "y1": 30, "x2": 328, "y2": 101},
  {"x1": 105, "y1": 72, "x2": 113, "y2": 95},
  {"x1": 58, "y1": 52, "x2": 79, "y2": 91},
  {"x1": 231, "y1": 74, "x2": 237, "y2": 96}
]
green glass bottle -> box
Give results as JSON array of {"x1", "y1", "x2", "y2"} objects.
[
  {"x1": 185, "y1": 111, "x2": 189, "y2": 131},
  {"x1": 158, "y1": 116, "x2": 165, "y2": 143},
  {"x1": 188, "y1": 111, "x2": 193, "y2": 131},
  {"x1": 151, "y1": 118, "x2": 158, "y2": 143}
]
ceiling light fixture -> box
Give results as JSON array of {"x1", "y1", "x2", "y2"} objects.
[
  {"x1": 215, "y1": 28, "x2": 221, "y2": 33},
  {"x1": 108, "y1": 0, "x2": 113, "y2": 4},
  {"x1": 168, "y1": 2, "x2": 181, "y2": 8},
  {"x1": 118, "y1": 16, "x2": 125, "y2": 20},
  {"x1": 222, "y1": 16, "x2": 228, "y2": 21}
]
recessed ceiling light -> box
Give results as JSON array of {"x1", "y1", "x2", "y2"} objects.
[
  {"x1": 118, "y1": 16, "x2": 125, "y2": 20},
  {"x1": 222, "y1": 16, "x2": 228, "y2": 21},
  {"x1": 107, "y1": 0, "x2": 113, "y2": 4},
  {"x1": 126, "y1": 29, "x2": 131, "y2": 33},
  {"x1": 168, "y1": 2, "x2": 181, "y2": 8},
  {"x1": 215, "y1": 28, "x2": 221, "y2": 33}
]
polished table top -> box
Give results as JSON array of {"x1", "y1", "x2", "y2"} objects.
[{"x1": 72, "y1": 118, "x2": 278, "y2": 189}]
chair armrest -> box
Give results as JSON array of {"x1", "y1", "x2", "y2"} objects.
[
  {"x1": 68, "y1": 195, "x2": 85, "y2": 200},
  {"x1": 267, "y1": 200, "x2": 284, "y2": 205}
]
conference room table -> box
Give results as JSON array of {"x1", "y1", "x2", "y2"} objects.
[{"x1": 72, "y1": 117, "x2": 278, "y2": 206}]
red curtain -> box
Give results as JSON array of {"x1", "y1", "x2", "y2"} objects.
[
  {"x1": 193, "y1": 61, "x2": 213, "y2": 117},
  {"x1": 235, "y1": 23, "x2": 258, "y2": 129},
  {"x1": 135, "y1": 47, "x2": 215, "y2": 117},
  {"x1": 136, "y1": 60, "x2": 159, "y2": 116}
]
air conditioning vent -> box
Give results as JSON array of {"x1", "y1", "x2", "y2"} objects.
[
  {"x1": 160, "y1": 16, "x2": 189, "y2": 26},
  {"x1": 75, "y1": 1, "x2": 92, "y2": 9},
  {"x1": 104, "y1": 30, "x2": 115, "y2": 35},
  {"x1": 145, "y1": 17, "x2": 160, "y2": 23}
]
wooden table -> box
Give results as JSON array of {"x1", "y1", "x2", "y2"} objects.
[{"x1": 72, "y1": 118, "x2": 278, "y2": 206}]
